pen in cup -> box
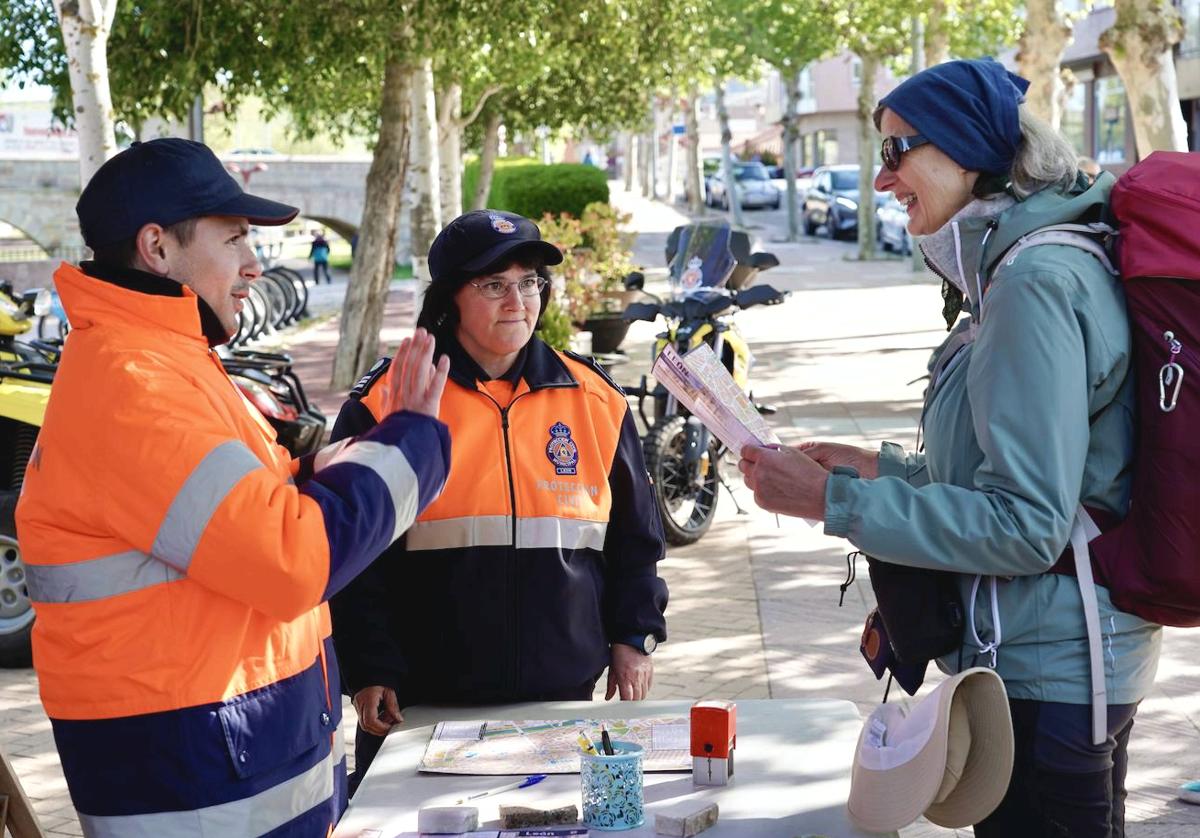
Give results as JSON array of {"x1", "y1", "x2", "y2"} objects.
[{"x1": 577, "y1": 729, "x2": 599, "y2": 755}]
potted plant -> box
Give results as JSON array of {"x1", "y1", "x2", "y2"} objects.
[{"x1": 539, "y1": 203, "x2": 640, "y2": 354}]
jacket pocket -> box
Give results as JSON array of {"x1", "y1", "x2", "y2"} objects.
[{"x1": 217, "y1": 660, "x2": 329, "y2": 780}]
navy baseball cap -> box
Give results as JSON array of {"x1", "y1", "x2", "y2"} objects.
[
  {"x1": 76, "y1": 138, "x2": 299, "y2": 248},
  {"x1": 427, "y1": 210, "x2": 563, "y2": 285}
]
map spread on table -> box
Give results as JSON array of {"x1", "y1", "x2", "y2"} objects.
[{"x1": 417, "y1": 717, "x2": 692, "y2": 775}]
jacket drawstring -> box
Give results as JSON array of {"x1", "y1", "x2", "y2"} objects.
[{"x1": 967, "y1": 573, "x2": 1002, "y2": 669}]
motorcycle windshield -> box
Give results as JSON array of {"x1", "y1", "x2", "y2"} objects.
[{"x1": 669, "y1": 224, "x2": 736, "y2": 298}]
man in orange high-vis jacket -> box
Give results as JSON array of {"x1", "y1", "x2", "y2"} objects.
[{"x1": 15, "y1": 138, "x2": 451, "y2": 837}]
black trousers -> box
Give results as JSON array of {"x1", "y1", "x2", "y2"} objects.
[
  {"x1": 313, "y1": 261, "x2": 332, "y2": 284},
  {"x1": 348, "y1": 676, "x2": 600, "y2": 797},
  {"x1": 975, "y1": 699, "x2": 1138, "y2": 838}
]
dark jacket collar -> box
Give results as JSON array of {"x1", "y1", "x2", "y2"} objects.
[
  {"x1": 445, "y1": 334, "x2": 578, "y2": 391},
  {"x1": 81, "y1": 261, "x2": 230, "y2": 348}
]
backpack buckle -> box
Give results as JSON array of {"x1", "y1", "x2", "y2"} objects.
[{"x1": 1160, "y1": 331, "x2": 1184, "y2": 413}]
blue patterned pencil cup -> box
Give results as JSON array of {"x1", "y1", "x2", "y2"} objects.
[{"x1": 580, "y1": 740, "x2": 644, "y2": 830}]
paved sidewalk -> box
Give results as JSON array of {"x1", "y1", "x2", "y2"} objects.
[{"x1": 3, "y1": 189, "x2": 1200, "y2": 836}]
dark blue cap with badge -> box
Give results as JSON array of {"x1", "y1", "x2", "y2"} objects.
[
  {"x1": 428, "y1": 210, "x2": 563, "y2": 286},
  {"x1": 76, "y1": 138, "x2": 299, "y2": 249}
]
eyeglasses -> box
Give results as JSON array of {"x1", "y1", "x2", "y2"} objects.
[
  {"x1": 468, "y1": 276, "x2": 548, "y2": 299},
  {"x1": 881, "y1": 133, "x2": 930, "y2": 171}
]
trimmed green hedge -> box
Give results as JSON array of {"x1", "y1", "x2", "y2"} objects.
[{"x1": 463, "y1": 158, "x2": 610, "y2": 220}]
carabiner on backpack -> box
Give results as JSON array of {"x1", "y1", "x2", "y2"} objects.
[{"x1": 1160, "y1": 331, "x2": 1184, "y2": 413}]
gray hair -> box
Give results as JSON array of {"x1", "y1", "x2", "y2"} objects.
[{"x1": 1004, "y1": 105, "x2": 1080, "y2": 199}]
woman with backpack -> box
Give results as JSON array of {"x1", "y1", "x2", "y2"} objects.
[{"x1": 739, "y1": 58, "x2": 1159, "y2": 836}]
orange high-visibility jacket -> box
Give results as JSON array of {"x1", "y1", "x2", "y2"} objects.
[
  {"x1": 329, "y1": 338, "x2": 667, "y2": 705},
  {"x1": 16, "y1": 261, "x2": 449, "y2": 836}
]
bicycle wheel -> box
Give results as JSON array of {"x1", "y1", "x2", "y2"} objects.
[
  {"x1": 247, "y1": 283, "x2": 271, "y2": 340},
  {"x1": 262, "y1": 270, "x2": 299, "y2": 326},
  {"x1": 275, "y1": 266, "x2": 309, "y2": 319},
  {"x1": 258, "y1": 273, "x2": 290, "y2": 329}
]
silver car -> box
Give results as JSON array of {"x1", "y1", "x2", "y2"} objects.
[
  {"x1": 707, "y1": 162, "x2": 781, "y2": 210},
  {"x1": 876, "y1": 194, "x2": 912, "y2": 255}
]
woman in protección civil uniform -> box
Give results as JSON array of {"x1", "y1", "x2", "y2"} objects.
[{"x1": 329, "y1": 210, "x2": 669, "y2": 792}]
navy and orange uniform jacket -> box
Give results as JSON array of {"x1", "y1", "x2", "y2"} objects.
[
  {"x1": 330, "y1": 337, "x2": 668, "y2": 704},
  {"x1": 17, "y1": 262, "x2": 450, "y2": 836}
]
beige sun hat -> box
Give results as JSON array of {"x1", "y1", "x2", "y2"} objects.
[{"x1": 846, "y1": 666, "x2": 1014, "y2": 833}]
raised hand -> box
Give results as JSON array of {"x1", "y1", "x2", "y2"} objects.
[{"x1": 379, "y1": 328, "x2": 450, "y2": 419}]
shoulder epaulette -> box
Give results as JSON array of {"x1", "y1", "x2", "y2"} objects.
[
  {"x1": 562, "y1": 350, "x2": 626, "y2": 397},
  {"x1": 349, "y1": 356, "x2": 391, "y2": 400}
]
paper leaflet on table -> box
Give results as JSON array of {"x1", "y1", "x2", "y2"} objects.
[
  {"x1": 652, "y1": 343, "x2": 780, "y2": 455},
  {"x1": 420, "y1": 717, "x2": 690, "y2": 774}
]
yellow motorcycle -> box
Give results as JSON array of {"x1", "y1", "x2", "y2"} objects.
[
  {"x1": 0, "y1": 281, "x2": 54, "y2": 667},
  {"x1": 623, "y1": 223, "x2": 785, "y2": 544}
]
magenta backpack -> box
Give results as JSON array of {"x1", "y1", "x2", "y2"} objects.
[{"x1": 1085, "y1": 151, "x2": 1200, "y2": 627}]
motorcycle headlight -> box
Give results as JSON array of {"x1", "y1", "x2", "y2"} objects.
[
  {"x1": 33, "y1": 288, "x2": 52, "y2": 318},
  {"x1": 836, "y1": 196, "x2": 858, "y2": 210}
]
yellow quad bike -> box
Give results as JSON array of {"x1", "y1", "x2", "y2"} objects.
[
  {"x1": 0, "y1": 281, "x2": 55, "y2": 667},
  {"x1": 621, "y1": 223, "x2": 786, "y2": 545}
]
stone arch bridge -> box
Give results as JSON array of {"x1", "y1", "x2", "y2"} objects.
[{"x1": 0, "y1": 155, "x2": 373, "y2": 255}]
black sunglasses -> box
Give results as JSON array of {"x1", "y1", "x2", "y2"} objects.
[{"x1": 881, "y1": 133, "x2": 930, "y2": 171}]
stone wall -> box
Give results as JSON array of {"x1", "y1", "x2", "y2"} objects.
[{"x1": 0, "y1": 260, "x2": 57, "y2": 294}]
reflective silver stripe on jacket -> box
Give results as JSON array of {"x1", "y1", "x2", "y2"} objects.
[
  {"x1": 26, "y1": 440, "x2": 265, "y2": 604},
  {"x1": 326, "y1": 440, "x2": 419, "y2": 542},
  {"x1": 25, "y1": 551, "x2": 183, "y2": 604},
  {"x1": 313, "y1": 438, "x2": 352, "y2": 472},
  {"x1": 152, "y1": 440, "x2": 264, "y2": 571},
  {"x1": 77, "y1": 747, "x2": 337, "y2": 837},
  {"x1": 406, "y1": 515, "x2": 606, "y2": 552},
  {"x1": 518, "y1": 517, "x2": 607, "y2": 551}
]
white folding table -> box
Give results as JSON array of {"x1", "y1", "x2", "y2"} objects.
[{"x1": 332, "y1": 698, "x2": 896, "y2": 838}]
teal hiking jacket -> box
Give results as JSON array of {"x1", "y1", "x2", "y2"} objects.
[{"x1": 824, "y1": 174, "x2": 1161, "y2": 705}]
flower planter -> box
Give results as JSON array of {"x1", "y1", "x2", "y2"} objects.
[{"x1": 581, "y1": 315, "x2": 632, "y2": 354}]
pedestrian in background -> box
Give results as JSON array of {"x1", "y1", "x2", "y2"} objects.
[
  {"x1": 739, "y1": 59, "x2": 1158, "y2": 837},
  {"x1": 311, "y1": 227, "x2": 333, "y2": 284},
  {"x1": 16, "y1": 138, "x2": 452, "y2": 836}
]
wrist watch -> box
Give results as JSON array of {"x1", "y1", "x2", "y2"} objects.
[{"x1": 618, "y1": 634, "x2": 658, "y2": 655}]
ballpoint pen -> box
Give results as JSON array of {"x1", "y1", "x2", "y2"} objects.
[
  {"x1": 600, "y1": 726, "x2": 615, "y2": 756},
  {"x1": 454, "y1": 774, "x2": 547, "y2": 805}
]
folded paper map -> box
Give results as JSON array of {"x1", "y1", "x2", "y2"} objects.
[{"x1": 652, "y1": 343, "x2": 780, "y2": 454}]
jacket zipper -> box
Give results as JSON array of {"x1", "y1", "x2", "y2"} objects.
[
  {"x1": 499, "y1": 404, "x2": 521, "y2": 695},
  {"x1": 477, "y1": 386, "x2": 532, "y2": 697}
]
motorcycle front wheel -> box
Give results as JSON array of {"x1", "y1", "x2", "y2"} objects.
[
  {"x1": 643, "y1": 416, "x2": 720, "y2": 545},
  {"x1": 0, "y1": 490, "x2": 33, "y2": 668}
]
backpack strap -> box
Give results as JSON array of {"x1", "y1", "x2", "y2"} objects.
[
  {"x1": 996, "y1": 222, "x2": 1119, "y2": 278},
  {"x1": 1071, "y1": 505, "x2": 1108, "y2": 746},
  {"x1": 992, "y1": 222, "x2": 1119, "y2": 747}
]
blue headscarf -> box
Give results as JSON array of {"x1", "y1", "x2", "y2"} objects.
[{"x1": 878, "y1": 58, "x2": 1030, "y2": 176}]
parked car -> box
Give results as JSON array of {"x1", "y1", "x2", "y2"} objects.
[
  {"x1": 876, "y1": 194, "x2": 912, "y2": 255},
  {"x1": 802, "y1": 165, "x2": 884, "y2": 240},
  {"x1": 707, "y1": 162, "x2": 781, "y2": 210},
  {"x1": 767, "y1": 165, "x2": 815, "y2": 202}
]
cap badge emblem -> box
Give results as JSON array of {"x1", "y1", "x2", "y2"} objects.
[
  {"x1": 490, "y1": 214, "x2": 517, "y2": 234},
  {"x1": 546, "y1": 422, "x2": 579, "y2": 476}
]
